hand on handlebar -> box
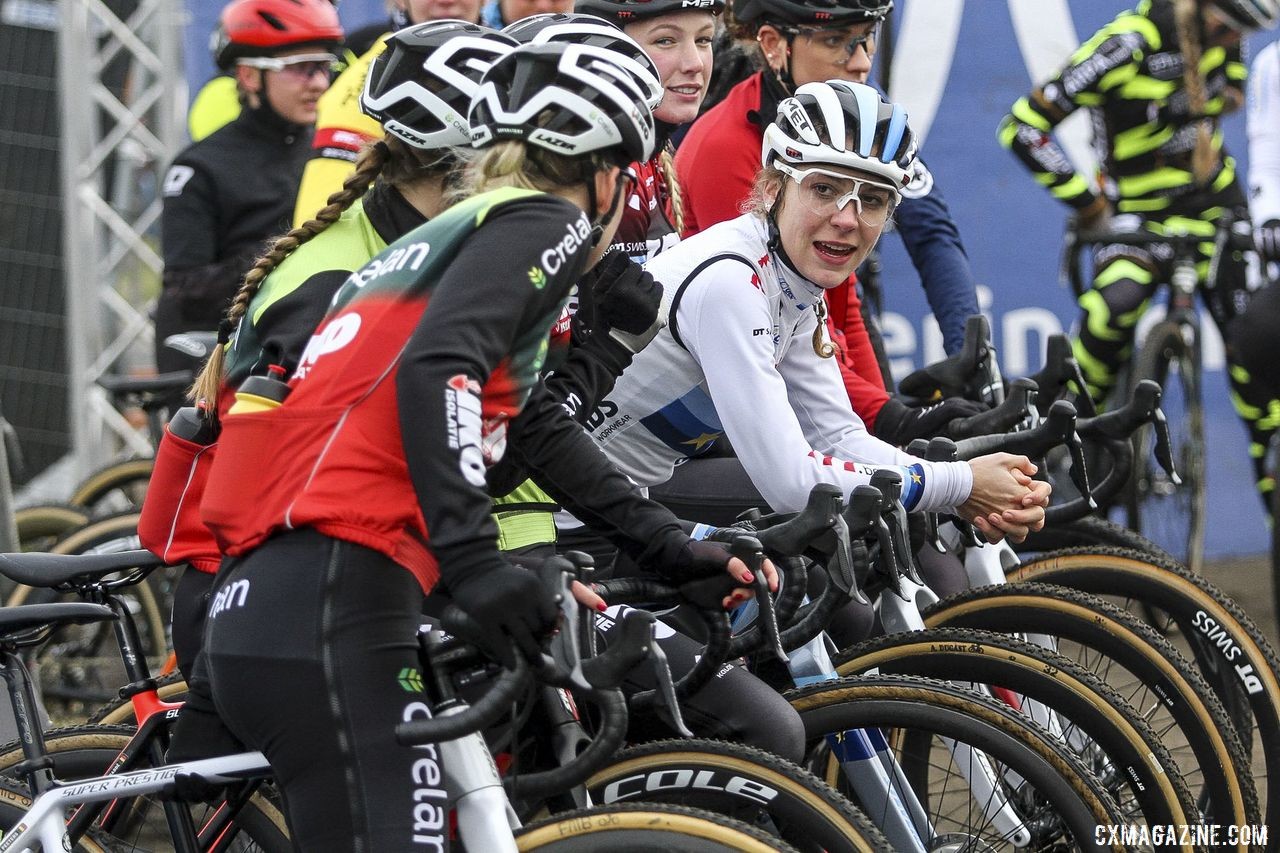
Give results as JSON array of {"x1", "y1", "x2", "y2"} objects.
[
  {"x1": 958, "y1": 454, "x2": 1050, "y2": 544},
  {"x1": 444, "y1": 561, "x2": 560, "y2": 670},
  {"x1": 873, "y1": 395, "x2": 991, "y2": 446},
  {"x1": 653, "y1": 537, "x2": 779, "y2": 609},
  {"x1": 571, "y1": 579, "x2": 607, "y2": 612}
]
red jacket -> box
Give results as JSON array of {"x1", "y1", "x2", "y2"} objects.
[{"x1": 675, "y1": 73, "x2": 891, "y2": 428}]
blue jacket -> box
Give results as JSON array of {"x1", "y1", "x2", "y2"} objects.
[{"x1": 892, "y1": 156, "x2": 979, "y2": 355}]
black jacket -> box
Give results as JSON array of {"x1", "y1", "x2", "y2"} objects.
[{"x1": 156, "y1": 104, "x2": 312, "y2": 371}]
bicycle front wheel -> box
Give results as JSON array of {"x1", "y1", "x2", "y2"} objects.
[
  {"x1": 833, "y1": 628, "x2": 1198, "y2": 838},
  {"x1": 1126, "y1": 319, "x2": 1206, "y2": 575},
  {"x1": 789, "y1": 674, "x2": 1125, "y2": 852},
  {"x1": 585, "y1": 737, "x2": 891, "y2": 853},
  {"x1": 1008, "y1": 547, "x2": 1280, "y2": 836}
]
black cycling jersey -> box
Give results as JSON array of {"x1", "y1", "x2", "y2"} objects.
[{"x1": 157, "y1": 105, "x2": 312, "y2": 372}]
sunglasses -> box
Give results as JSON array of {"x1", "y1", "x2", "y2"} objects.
[
  {"x1": 779, "y1": 20, "x2": 881, "y2": 65},
  {"x1": 237, "y1": 53, "x2": 339, "y2": 80}
]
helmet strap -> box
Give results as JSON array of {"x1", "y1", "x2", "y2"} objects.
[
  {"x1": 764, "y1": 188, "x2": 799, "y2": 272},
  {"x1": 588, "y1": 165, "x2": 632, "y2": 249},
  {"x1": 775, "y1": 35, "x2": 797, "y2": 95}
]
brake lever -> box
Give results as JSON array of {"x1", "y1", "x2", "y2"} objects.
[
  {"x1": 872, "y1": 513, "x2": 907, "y2": 600},
  {"x1": 869, "y1": 469, "x2": 923, "y2": 585},
  {"x1": 1152, "y1": 405, "x2": 1183, "y2": 486},
  {"x1": 731, "y1": 537, "x2": 787, "y2": 663},
  {"x1": 582, "y1": 607, "x2": 653, "y2": 689},
  {"x1": 534, "y1": 557, "x2": 588, "y2": 690},
  {"x1": 921, "y1": 438, "x2": 984, "y2": 547},
  {"x1": 907, "y1": 439, "x2": 946, "y2": 553},
  {"x1": 561, "y1": 551, "x2": 599, "y2": 661},
  {"x1": 646, "y1": 628, "x2": 694, "y2": 738},
  {"x1": 1065, "y1": 358, "x2": 1097, "y2": 417},
  {"x1": 1063, "y1": 417, "x2": 1098, "y2": 511}
]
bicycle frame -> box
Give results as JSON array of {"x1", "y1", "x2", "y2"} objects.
[{"x1": 0, "y1": 751, "x2": 270, "y2": 853}]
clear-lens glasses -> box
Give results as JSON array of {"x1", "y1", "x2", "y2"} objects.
[{"x1": 775, "y1": 162, "x2": 899, "y2": 226}]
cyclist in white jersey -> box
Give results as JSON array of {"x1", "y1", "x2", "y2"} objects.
[{"x1": 584, "y1": 81, "x2": 1050, "y2": 544}]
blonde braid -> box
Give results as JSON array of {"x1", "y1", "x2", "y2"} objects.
[
  {"x1": 657, "y1": 146, "x2": 685, "y2": 235},
  {"x1": 188, "y1": 140, "x2": 392, "y2": 410}
]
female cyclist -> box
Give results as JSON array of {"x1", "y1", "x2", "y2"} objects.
[
  {"x1": 196, "y1": 42, "x2": 774, "y2": 850},
  {"x1": 574, "y1": 0, "x2": 718, "y2": 260},
  {"x1": 583, "y1": 81, "x2": 1048, "y2": 559},
  {"x1": 142, "y1": 19, "x2": 519, "y2": 686}
]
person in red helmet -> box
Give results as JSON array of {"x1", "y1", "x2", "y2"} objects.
[{"x1": 156, "y1": 0, "x2": 344, "y2": 375}]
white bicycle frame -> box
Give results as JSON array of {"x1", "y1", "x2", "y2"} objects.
[{"x1": 0, "y1": 717, "x2": 526, "y2": 853}]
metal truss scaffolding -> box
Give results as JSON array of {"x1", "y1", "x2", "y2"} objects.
[{"x1": 58, "y1": 0, "x2": 185, "y2": 477}]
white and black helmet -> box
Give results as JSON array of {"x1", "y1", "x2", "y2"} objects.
[
  {"x1": 762, "y1": 80, "x2": 916, "y2": 188},
  {"x1": 1207, "y1": 0, "x2": 1279, "y2": 29},
  {"x1": 501, "y1": 13, "x2": 663, "y2": 110},
  {"x1": 361, "y1": 21, "x2": 518, "y2": 150},
  {"x1": 469, "y1": 41, "x2": 656, "y2": 164}
]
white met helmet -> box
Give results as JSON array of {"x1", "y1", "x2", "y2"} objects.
[
  {"x1": 469, "y1": 41, "x2": 656, "y2": 164},
  {"x1": 762, "y1": 80, "x2": 916, "y2": 189}
]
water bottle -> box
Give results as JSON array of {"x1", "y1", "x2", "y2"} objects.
[
  {"x1": 229, "y1": 364, "x2": 292, "y2": 415},
  {"x1": 168, "y1": 401, "x2": 217, "y2": 445}
]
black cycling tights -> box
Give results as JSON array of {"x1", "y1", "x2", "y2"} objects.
[
  {"x1": 202, "y1": 530, "x2": 804, "y2": 850},
  {"x1": 597, "y1": 606, "x2": 805, "y2": 763},
  {"x1": 204, "y1": 529, "x2": 432, "y2": 853}
]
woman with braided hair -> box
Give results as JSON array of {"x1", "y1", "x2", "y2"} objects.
[
  {"x1": 140, "y1": 19, "x2": 518, "y2": 689},
  {"x1": 197, "y1": 41, "x2": 775, "y2": 848}
]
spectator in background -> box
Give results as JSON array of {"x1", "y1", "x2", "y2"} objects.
[
  {"x1": 480, "y1": 0, "x2": 573, "y2": 30},
  {"x1": 291, "y1": 0, "x2": 484, "y2": 223},
  {"x1": 158, "y1": 0, "x2": 343, "y2": 373},
  {"x1": 188, "y1": 0, "x2": 350, "y2": 142}
]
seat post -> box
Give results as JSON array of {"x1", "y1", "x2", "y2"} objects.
[{"x1": 0, "y1": 647, "x2": 55, "y2": 794}]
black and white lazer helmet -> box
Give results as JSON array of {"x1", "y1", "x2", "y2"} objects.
[
  {"x1": 469, "y1": 41, "x2": 657, "y2": 164},
  {"x1": 361, "y1": 20, "x2": 518, "y2": 149},
  {"x1": 1207, "y1": 0, "x2": 1279, "y2": 28},
  {"x1": 501, "y1": 13, "x2": 663, "y2": 110},
  {"x1": 762, "y1": 79, "x2": 915, "y2": 188}
]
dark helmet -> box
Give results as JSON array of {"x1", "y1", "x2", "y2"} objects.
[
  {"x1": 469, "y1": 41, "x2": 656, "y2": 164},
  {"x1": 501, "y1": 13, "x2": 663, "y2": 109},
  {"x1": 361, "y1": 21, "x2": 517, "y2": 149},
  {"x1": 733, "y1": 0, "x2": 891, "y2": 29},
  {"x1": 211, "y1": 0, "x2": 345, "y2": 71},
  {"x1": 575, "y1": 0, "x2": 724, "y2": 27}
]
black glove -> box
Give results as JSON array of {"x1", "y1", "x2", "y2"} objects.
[
  {"x1": 646, "y1": 534, "x2": 735, "y2": 582},
  {"x1": 443, "y1": 561, "x2": 559, "y2": 669},
  {"x1": 873, "y1": 395, "x2": 990, "y2": 446},
  {"x1": 1256, "y1": 218, "x2": 1280, "y2": 263},
  {"x1": 589, "y1": 249, "x2": 664, "y2": 353}
]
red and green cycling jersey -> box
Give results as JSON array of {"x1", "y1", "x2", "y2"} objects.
[{"x1": 201, "y1": 187, "x2": 686, "y2": 592}]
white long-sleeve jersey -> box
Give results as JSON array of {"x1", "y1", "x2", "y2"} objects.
[
  {"x1": 1249, "y1": 41, "x2": 1280, "y2": 225},
  {"x1": 583, "y1": 213, "x2": 973, "y2": 514}
]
